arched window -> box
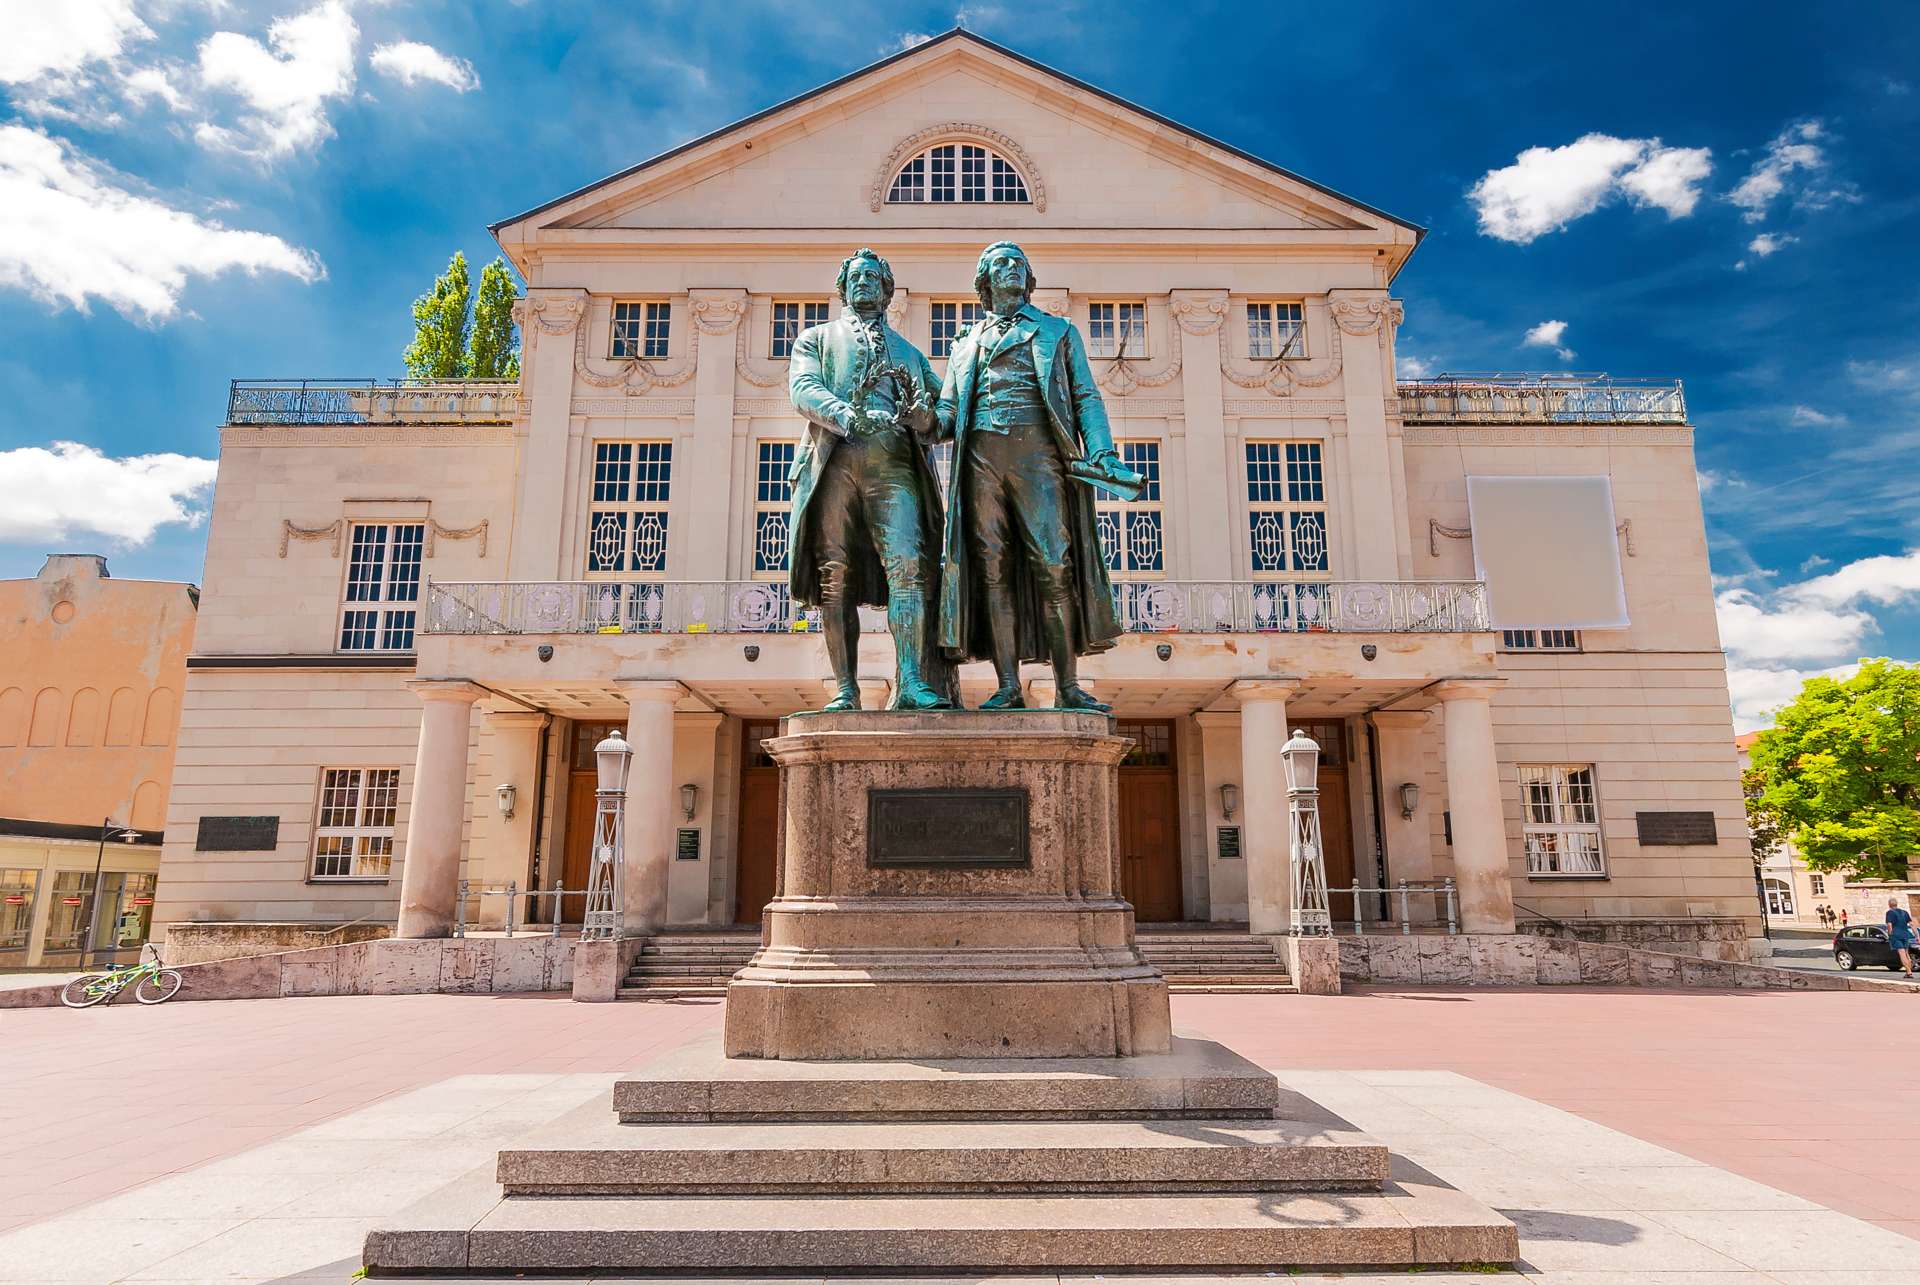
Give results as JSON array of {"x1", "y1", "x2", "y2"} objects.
[
  {"x1": 888, "y1": 143, "x2": 1029, "y2": 204},
  {"x1": 1763, "y1": 877, "x2": 1794, "y2": 917}
]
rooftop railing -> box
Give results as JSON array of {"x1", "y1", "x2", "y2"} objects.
[
  {"x1": 423, "y1": 579, "x2": 1489, "y2": 637},
  {"x1": 225, "y1": 379, "x2": 520, "y2": 425},
  {"x1": 1395, "y1": 372, "x2": 1686, "y2": 424}
]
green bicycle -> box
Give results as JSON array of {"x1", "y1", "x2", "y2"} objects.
[{"x1": 60, "y1": 943, "x2": 183, "y2": 1008}]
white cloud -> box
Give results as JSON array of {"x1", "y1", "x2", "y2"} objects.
[
  {"x1": 1789, "y1": 404, "x2": 1845, "y2": 427},
  {"x1": 1726, "y1": 661, "x2": 1864, "y2": 734},
  {"x1": 894, "y1": 31, "x2": 935, "y2": 50},
  {"x1": 195, "y1": 0, "x2": 358, "y2": 159},
  {"x1": 1522, "y1": 319, "x2": 1574, "y2": 362},
  {"x1": 1468, "y1": 134, "x2": 1712, "y2": 243},
  {"x1": 0, "y1": 124, "x2": 323, "y2": 321},
  {"x1": 1397, "y1": 353, "x2": 1437, "y2": 379},
  {"x1": 1747, "y1": 232, "x2": 1796, "y2": 258},
  {"x1": 122, "y1": 64, "x2": 188, "y2": 111},
  {"x1": 369, "y1": 40, "x2": 479, "y2": 92},
  {"x1": 1729, "y1": 120, "x2": 1825, "y2": 222},
  {"x1": 0, "y1": 441, "x2": 217, "y2": 546},
  {"x1": 0, "y1": 0, "x2": 150, "y2": 85},
  {"x1": 1792, "y1": 549, "x2": 1920, "y2": 607},
  {"x1": 1847, "y1": 358, "x2": 1917, "y2": 389},
  {"x1": 1714, "y1": 587, "x2": 1874, "y2": 664},
  {"x1": 1799, "y1": 554, "x2": 1832, "y2": 573}
]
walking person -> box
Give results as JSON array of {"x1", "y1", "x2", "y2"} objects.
[{"x1": 1887, "y1": 897, "x2": 1917, "y2": 979}]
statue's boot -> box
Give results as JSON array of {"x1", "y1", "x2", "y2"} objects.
[
  {"x1": 979, "y1": 590, "x2": 1026, "y2": 710},
  {"x1": 821, "y1": 597, "x2": 861, "y2": 712},
  {"x1": 888, "y1": 594, "x2": 953, "y2": 711},
  {"x1": 1044, "y1": 597, "x2": 1111, "y2": 713}
]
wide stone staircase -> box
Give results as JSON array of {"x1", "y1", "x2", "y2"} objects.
[{"x1": 619, "y1": 925, "x2": 1294, "y2": 999}]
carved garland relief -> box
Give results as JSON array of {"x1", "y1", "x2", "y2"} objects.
[{"x1": 279, "y1": 517, "x2": 489, "y2": 558}]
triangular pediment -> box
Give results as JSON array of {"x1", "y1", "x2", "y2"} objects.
[{"x1": 494, "y1": 32, "x2": 1418, "y2": 262}]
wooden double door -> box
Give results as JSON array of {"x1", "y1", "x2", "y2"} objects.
[{"x1": 728, "y1": 718, "x2": 1190, "y2": 925}]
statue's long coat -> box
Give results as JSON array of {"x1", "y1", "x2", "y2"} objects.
[
  {"x1": 785, "y1": 312, "x2": 946, "y2": 609},
  {"x1": 934, "y1": 303, "x2": 1125, "y2": 664}
]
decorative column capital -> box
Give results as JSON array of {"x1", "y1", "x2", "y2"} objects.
[
  {"x1": 406, "y1": 678, "x2": 488, "y2": 704},
  {"x1": 516, "y1": 289, "x2": 588, "y2": 336},
  {"x1": 616, "y1": 678, "x2": 686, "y2": 705},
  {"x1": 688, "y1": 289, "x2": 748, "y2": 335},
  {"x1": 1327, "y1": 290, "x2": 1404, "y2": 337},
  {"x1": 1230, "y1": 678, "x2": 1302, "y2": 704},
  {"x1": 1431, "y1": 677, "x2": 1505, "y2": 703},
  {"x1": 1170, "y1": 290, "x2": 1230, "y2": 335},
  {"x1": 1030, "y1": 287, "x2": 1071, "y2": 318}
]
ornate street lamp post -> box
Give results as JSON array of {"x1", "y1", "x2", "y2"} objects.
[
  {"x1": 580, "y1": 729, "x2": 632, "y2": 941},
  {"x1": 1281, "y1": 729, "x2": 1332, "y2": 937}
]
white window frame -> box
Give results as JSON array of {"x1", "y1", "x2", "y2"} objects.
[
  {"x1": 339, "y1": 522, "x2": 424, "y2": 653},
  {"x1": 585, "y1": 440, "x2": 673, "y2": 631},
  {"x1": 1247, "y1": 301, "x2": 1307, "y2": 360},
  {"x1": 1094, "y1": 439, "x2": 1166, "y2": 581},
  {"x1": 930, "y1": 299, "x2": 983, "y2": 359},
  {"x1": 1087, "y1": 301, "x2": 1147, "y2": 360},
  {"x1": 752, "y1": 440, "x2": 797, "y2": 581},
  {"x1": 1809, "y1": 873, "x2": 1826, "y2": 896},
  {"x1": 611, "y1": 300, "x2": 671, "y2": 359},
  {"x1": 770, "y1": 300, "x2": 830, "y2": 360},
  {"x1": 310, "y1": 767, "x2": 399, "y2": 881},
  {"x1": 1519, "y1": 763, "x2": 1608, "y2": 877},
  {"x1": 1763, "y1": 877, "x2": 1795, "y2": 917},
  {"x1": 886, "y1": 143, "x2": 1030, "y2": 204},
  {"x1": 1501, "y1": 629, "x2": 1582, "y2": 652},
  {"x1": 1243, "y1": 440, "x2": 1330, "y2": 581}
]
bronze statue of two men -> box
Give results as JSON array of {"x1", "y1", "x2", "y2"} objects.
[{"x1": 788, "y1": 242, "x2": 1139, "y2": 714}]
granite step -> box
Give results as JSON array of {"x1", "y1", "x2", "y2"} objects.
[
  {"x1": 614, "y1": 1033, "x2": 1279, "y2": 1122},
  {"x1": 365, "y1": 1169, "x2": 1516, "y2": 1273}
]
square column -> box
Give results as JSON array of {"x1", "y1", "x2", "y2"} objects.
[
  {"x1": 619, "y1": 680, "x2": 685, "y2": 935},
  {"x1": 1232, "y1": 679, "x2": 1299, "y2": 935},
  {"x1": 476, "y1": 710, "x2": 549, "y2": 929},
  {"x1": 1434, "y1": 679, "x2": 1516, "y2": 933},
  {"x1": 1370, "y1": 710, "x2": 1434, "y2": 922},
  {"x1": 397, "y1": 680, "x2": 485, "y2": 938}
]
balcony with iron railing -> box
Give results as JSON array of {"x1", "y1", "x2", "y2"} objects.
[
  {"x1": 423, "y1": 579, "x2": 1490, "y2": 637},
  {"x1": 226, "y1": 379, "x2": 520, "y2": 425},
  {"x1": 1395, "y1": 372, "x2": 1686, "y2": 424}
]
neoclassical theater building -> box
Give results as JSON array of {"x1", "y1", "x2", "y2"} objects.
[{"x1": 152, "y1": 32, "x2": 1755, "y2": 952}]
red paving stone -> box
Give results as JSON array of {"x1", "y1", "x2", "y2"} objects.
[{"x1": 2, "y1": 985, "x2": 1915, "y2": 1243}]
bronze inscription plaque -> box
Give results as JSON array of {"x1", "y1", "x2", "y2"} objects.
[
  {"x1": 196, "y1": 815, "x2": 280, "y2": 852},
  {"x1": 867, "y1": 788, "x2": 1029, "y2": 868},
  {"x1": 1635, "y1": 811, "x2": 1718, "y2": 846}
]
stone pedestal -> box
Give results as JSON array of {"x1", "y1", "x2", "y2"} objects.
[{"x1": 723, "y1": 710, "x2": 1172, "y2": 1060}]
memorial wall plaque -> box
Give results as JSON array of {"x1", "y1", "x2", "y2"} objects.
[
  {"x1": 675, "y1": 828, "x2": 702, "y2": 861},
  {"x1": 868, "y1": 788, "x2": 1029, "y2": 868},
  {"x1": 1635, "y1": 811, "x2": 1719, "y2": 846},
  {"x1": 1216, "y1": 825, "x2": 1242, "y2": 860},
  {"x1": 196, "y1": 815, "x2": 280, "y2": 852}
]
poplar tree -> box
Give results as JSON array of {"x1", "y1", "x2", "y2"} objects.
[
  {"x1": 404, "y1": 251, "x2": 472, "y2": 380},
  {"x1": 467, "y1": 257, "x2": 522, "y2": 380}
]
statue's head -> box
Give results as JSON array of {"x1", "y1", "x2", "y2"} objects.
[
  {"x1": 973, "y1": 241, "x2": 1037, "y2": 308},
  {"x1": 835, "y1": 248, "x2": 895, "y2": 312}
]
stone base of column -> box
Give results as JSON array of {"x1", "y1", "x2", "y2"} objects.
[{"x1": 722, "y1": 711, "x2": 1171, "y2": 1060}]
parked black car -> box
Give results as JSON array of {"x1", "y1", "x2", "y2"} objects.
[{"x1": 1833, "y1": 925, "x2": 1910, "y2": 971}]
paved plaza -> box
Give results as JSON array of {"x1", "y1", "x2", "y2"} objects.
[{"x1": 1, "y1": 986, "x2": 1915, "y2": 1281}]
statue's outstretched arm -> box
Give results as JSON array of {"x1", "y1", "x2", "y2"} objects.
[{"x1": 788, "y1": 328, "x2": 853, "y2": 437}]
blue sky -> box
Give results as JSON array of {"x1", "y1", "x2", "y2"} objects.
[{"x1": 2, "y1": 1, "x2": 1916, "y2": 729}]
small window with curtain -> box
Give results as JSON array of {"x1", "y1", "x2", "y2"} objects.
[
  {"x1": 771, "y1": 301, "x2": 831, "y2": 359},
  {"x1": 1094, "y1": 440, "x2": 1165, "y2": 580},
  {"x1": 310, "y1": 767, "x2": 399, "y2": 880},
  {"x1": 1520, "y1": 764, "x2": 1607, "y2": 876},
  {"x1": 1501, "y1": 629, "x2": 1581, "y2": 651},
  {"x1": 1087, "y1": 301, "x2": 1146, "y2": 360},
  {"x1": 1247, "y1": 301, "x2": 1306, "y2": 360},
  {"x1": 753, "y1": 441, "x2": 796, "y2": 579},
  {"x1": 930, "y1": 300, "x2": 983, "y2": 359},
  {"x1": 340, "y1": 522, "x2": 424, "y2": 652},
  {"x1": 611, "y1": 301, "x2": 670, "y2": 359}
]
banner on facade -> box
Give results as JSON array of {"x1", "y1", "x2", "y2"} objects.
[{"x1": 1466, "y1": 475, "x2": 1630, "y2": 630}]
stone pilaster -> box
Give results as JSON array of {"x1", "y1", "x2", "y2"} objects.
[
  {"x1": 1434, "y1": 679, "x2": 1516, "y2": 933},
  {"x1": 1232, "y1": 678, "x2": 1299, "y2": 935}
]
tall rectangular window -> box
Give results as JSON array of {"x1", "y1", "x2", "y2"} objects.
[
  {"x1": 1094, "y1": 440, "x2": 1165, "y2": 579},
  {"x1": 1087, "y1": 301, "x2": 1147, "y2": 359},
  {"x1": 0, "y1": 869, "x2": 39, "y2": 962},
  {"x1": 1244, "y1": 442, "x2": 1329, "y2": 577},
  {"x1": 586, "y1": 441, "x2": 673, "y2": 575},
  {"x1": 1247, "y1": 301, "x2": 1306, "y2": 360},
  {"x1": 930, "y1": 300, "x2": 983, "y2": 359},
  {"x1": 771, "y1": 301, "x2": 831, "y2": 359},
  {"x1": 753, "y1": 440, "x2": 796, "y2": 578},
  {"x1": 611, "y1": 301, "x2": 670, "y2": 359},
  {"x1": 1520, "y1": 764, "x2": 1606, "y2": 876},
  {"x1": 1809, "y1": 873, "x2": 1826, "y2": 895},
  {"x1": 1501, "y1": 629, "x2": 1581, "y2": 651},
  {"x1": 340, "y1": 522, "x2": 424, "y2": 652},
  {"x1": 311, "y1": 768, "x2": 399, "y2": 880}
]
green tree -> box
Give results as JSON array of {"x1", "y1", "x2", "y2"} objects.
[
  {"x1": 1750, "y1": 659, "x2": 1920, "y2": 878},
  {"x1": 402, "y1": 252, "x2": 521, "y2": 380},
  {"x1": 467, "y1": 257, "x2": 521, "y2": 380},
  {"x1": 1741, "y1": 763, "x2": 1784, "y2": 868}
]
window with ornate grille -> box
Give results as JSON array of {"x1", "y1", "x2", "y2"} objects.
[
  {"x1": 771, "y1": 301, "x2": 831, "y2": 359},
  {"x1": 887, "y1": 143, "x2": 1030, "y2": 203},
  {"x1": 1501, "y1": 629, "x2": 1581, "y2": 651},
  {"x1": 753, "y1": 440, "x2": 796, "y2": 579},
  {"x1": 930, "y1": 300, "x2": 984, "y2": 359},
  {"x1": 611, "y1": 301, "x2": 670, "y2": 359},
  {"x1": 1094, "y1": 440, "x2": 1165, "y2": 579},
  {"x1": 1244, "y1": 441, "x2": 1329, "y2": 578},
  {"x1": 339, "y1": 522, "x2": 424, "y2": 652},
  {"x1": 1247, "y1": 301, "x2": 1307, "y2": 360},
  {"x1": 311, "y1": 767, "x2": 399, "y2": 880},
  {"x1": 1087, "y1": 301, "x2": 1147, "y2": 360},
  {"x1": 1519, "y1": 764, "x2": 1606, "y2": 876},
  {"x1": 586, "y1": 441, "x2": 672, "y2": 577}
]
